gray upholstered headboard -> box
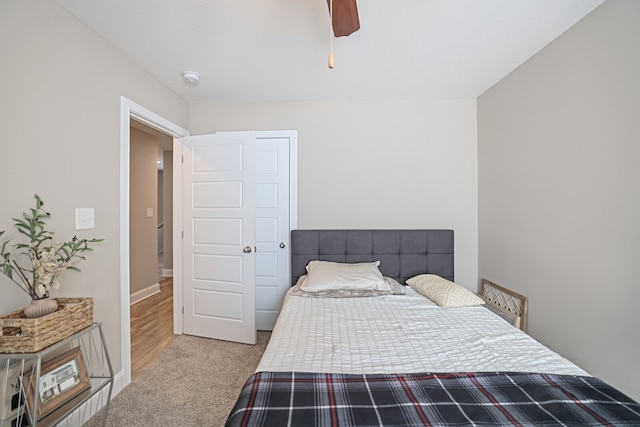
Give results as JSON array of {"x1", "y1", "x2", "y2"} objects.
[{"x1": 290, "y1": 229, "x2": 454, "y2": 285}]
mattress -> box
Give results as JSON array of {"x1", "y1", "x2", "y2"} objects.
[{"x1": 256, "y1": 286, "x2": 588, "y2": 377}]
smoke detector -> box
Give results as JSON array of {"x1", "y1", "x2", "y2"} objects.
[{"x1": 182, "y1": 71, "x2": 200, "y2": 83}]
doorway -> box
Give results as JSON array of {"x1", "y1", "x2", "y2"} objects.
[
  {"x1": 118, "y1": 97, "x2": 298, "y2": 394},
  {"x1": 117, "y1": 97, "x2": 189, "y2": 394},
  {"x1": 129, "y1": 120, "x2": 176, "y2": 374}
]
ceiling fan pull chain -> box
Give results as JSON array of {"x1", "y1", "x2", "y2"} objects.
[{"x1": 329, "y1": 0, "x2": 335, "y2": 69}]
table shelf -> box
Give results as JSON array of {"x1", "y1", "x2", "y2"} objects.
[{"x1": 1, "y1": 323, "x2": 113, "y2": 427}]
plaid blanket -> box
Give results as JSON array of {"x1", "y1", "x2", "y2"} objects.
[{"x1": 225, "y1": 371, "x2": 640, "y2": 427}]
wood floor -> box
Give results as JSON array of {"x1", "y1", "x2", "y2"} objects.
[{"x1": 130, "y1": 277, "x2": 176, "y2": 376}]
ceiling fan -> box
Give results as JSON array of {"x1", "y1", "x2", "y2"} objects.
[{"x1": 327, "y1": 0, "x2": 360, "y2": 37}]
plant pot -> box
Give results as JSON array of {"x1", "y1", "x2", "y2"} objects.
[{"x1": 23, "y1": 297, "x2": 59, "y2": 319}]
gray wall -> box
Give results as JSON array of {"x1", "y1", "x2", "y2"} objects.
[
  {"x1": 0, "y1": 1, "x2": 188, "y2": 380},
  {"x1": 478, "y1": 0, "x2": 639, "y2": 401},
  {"x1": 190, "y1": 99, "x2": 479, "y2": 289},
  {"x1": 162, "y1": 151, "x2": 174, "y2": 272},
  {"x1": 129, "y1": 127, "x2": 159, "y2": 294}
]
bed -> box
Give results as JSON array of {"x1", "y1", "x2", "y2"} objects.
[{"x1": 226, "y1": 229, "x2": 640, "y2": 426}]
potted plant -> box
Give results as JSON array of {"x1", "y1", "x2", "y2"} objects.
[{"x1": 0, "y1": 194, "x2": 102, "y2": 318}]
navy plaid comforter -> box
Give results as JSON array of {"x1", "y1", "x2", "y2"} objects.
[{"x1": 225, "y1": 371, "x2": 640, "y2": 426}]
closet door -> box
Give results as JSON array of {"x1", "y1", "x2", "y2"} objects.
[{"x1": 255, "y1": 136, "x2": 291, "y2": 330}]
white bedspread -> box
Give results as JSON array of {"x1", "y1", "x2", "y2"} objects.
[{"x1": 257, "y1": 286, "x2": 588, "y2": 376}]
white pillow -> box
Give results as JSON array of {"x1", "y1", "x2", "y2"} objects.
[
  {"x1": 292, "y1": 275, "x2": 405, "y2": 298},
  {"x1": 301, "y1": 260, "x2": 390, "y2": 293},
  {"x1": 406, "y1": 274, "x2": 485, "y2": 307}
]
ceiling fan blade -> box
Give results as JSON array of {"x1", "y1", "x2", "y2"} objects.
[{"x1": 327, "y1": 0, "x2": 360, "y2": 37}]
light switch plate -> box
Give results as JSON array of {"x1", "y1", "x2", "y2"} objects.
[
  {"x1": 147, "y1": 208, "x2": 153, "y2": 218},
  {"x1": 76, "y1": 208, "x2": 95, "y2": 230}
]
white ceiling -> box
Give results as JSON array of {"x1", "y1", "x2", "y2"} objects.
[{"x1": 54, "y1": 0, "x2": 604, "y2": 103}]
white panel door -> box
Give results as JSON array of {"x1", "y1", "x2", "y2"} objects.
[
  {"x1": 255, "y1": 137, "x2": 290, "y2": 330},
  {"x1": 182, "y1": 131, "x2": 256, "y2": 344}
]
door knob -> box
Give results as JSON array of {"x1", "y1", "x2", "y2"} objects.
[
  {"x1": 243, "y1": 246, "x2": 253, "y2": 253},
  {"x1": 279, "y1": 242, "x2": 287, "y2": 248}
]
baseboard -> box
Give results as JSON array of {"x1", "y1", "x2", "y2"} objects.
[
  {"x1": 161, "y1": 268, "x2": 173, "y2": 277},
  {"x1": 130, "y1": 283, "x2": 160, "y2": 305},
  {"x1": 112, "y1": 369, "x2": 127, "y2": 398}
]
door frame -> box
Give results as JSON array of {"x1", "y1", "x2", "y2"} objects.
[
  {"x1": 173, "y1": 130, "x2": 298, "y2": 335},
  {"x1": 119, "y1": 101, "x2": 297, "y2": 394},
  {"x1": 118, "y1": 97, "x2": 189, "y2": 396}
]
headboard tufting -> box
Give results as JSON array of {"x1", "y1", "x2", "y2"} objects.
[{"x1": 290, "y1": 229, "x2": 454, "y2": 285}]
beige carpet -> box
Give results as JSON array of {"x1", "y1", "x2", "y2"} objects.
[{"x1": 94, "y1": 332, "x2": 270, "y2": 427}]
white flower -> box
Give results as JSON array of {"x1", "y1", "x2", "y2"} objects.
[
  {"x1": 27, "y1": 244, "x2": 79, "y2": 298},
  {"x1": 37, "y1": 284, "x2": 47, "y2": 298}
]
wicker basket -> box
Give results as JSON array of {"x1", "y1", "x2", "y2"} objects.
[{"x1": 0, "y1": 298, "x2": 93, "y2": 354}]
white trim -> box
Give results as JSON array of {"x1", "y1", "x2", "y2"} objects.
[
  {"x1": 162, "y1": 268, "x2": 174, "y2": 277},
  {"x1": 129, "y1": 283, "x2": 161, "y2": 305},
  {"x1": 118, "y1": 97, "x2": 189, "y2": 397},
  {"x1": 172, "y1": 137, "x2": 184, "y2": 335}
]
